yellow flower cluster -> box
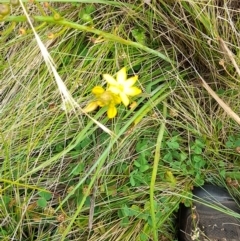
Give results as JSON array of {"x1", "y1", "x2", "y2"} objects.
[{"x1": 83, "y1": 67, "x2": 142, "y2": 118}]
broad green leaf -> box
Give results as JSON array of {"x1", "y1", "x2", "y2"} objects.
[
  {"x1": 37, "y1": 198, "x2": 47, "y2": 208},
  {"x1": 139, "y1": 164, "x2": 149, "y2": 172},
  {"x1": 38, "y1": 191, "x2": 52, "y2": 201},
  {"x1": 166, "y1": 141, "x2": 179, "y2": 149}
]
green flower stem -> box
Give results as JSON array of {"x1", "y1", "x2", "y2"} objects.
[
  {"x1": 1, "y1": 15, "x2": 27, "y2": 22},
  {"x1": 41, "y1": 17, "x2": 172, "y2": 63},
  {"x1": 150, "y1": 102, "x2": 167, "y2": 241},
  {"x1": 2, "y1": 15, "x2": 173, "y2": 64}
]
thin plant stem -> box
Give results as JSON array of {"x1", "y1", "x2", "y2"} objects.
[
  {"x1": 2, "y1": 15, "x2": 173, "y2": 64},
  {"x1": 150, "y1": 102, "x2": 167, "y2": 241}
]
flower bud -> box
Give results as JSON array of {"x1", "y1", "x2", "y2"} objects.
[
  {"x1": 53, "y1": 13, "x2": 61, "y2": 21},
  {"x1": 43, "y1": 2, "x2": 49, "y2": 8},
  {"x1": 19, "y1": 28, "x2": 26, "y2": 35},
  {"x1": 10, "y1": 0, "x2": 19, "y2": 6},
  {"x1": 92, "y1": 86, "x2": 104, "y2": 95},
  {"x1": 47, "y1": 33, "x2": 55, "y2": 39},
  {"x1": 0, "y1": 4, "x2": 10, "y2": 16},
  {"x1": 83, "y1": 102, "x2": 98, "y2": 112},
  {"x1": 235, "y1": 146, "x2": 240, "y2": 153},
  {"x1": 81, "y1": 13, "x2": 92, "y2": 22}
]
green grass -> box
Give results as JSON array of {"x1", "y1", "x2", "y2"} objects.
[{"x1": 1, "y1": 0, "x2": 240, "y2": 240}]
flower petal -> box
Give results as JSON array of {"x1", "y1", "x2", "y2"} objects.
[
  {"x1": 120, "y1": 92, "x2": 130, "y2": 106},
  {"x1": 92, "y1": 86, "x2": 104, "y2": 95},
  {"x1": 125, "y1": 76, "x2": 138, "y2": 87},
  {"x1": 103, "y1": 74, "x2": 117, "y2": 86},
  {"x1": 107, "y1": 105, "x2": 117, "y2": 118},
  {"x1": 125, "y1": 86, "x2": 142, "y2": 96},
  {"x1": 108, "y1": 86, "x2": 121, "y2": 94},
  {"x1": 117, "y1": 67, "x2": 127, "y2": 84},
  {"x1": 113, "y1": 95, "x2": 121, "y2": 104},
  {"x1": 97, "y1": 100, "x2": 105, "y2": 107},
  {"x1": 83, "y1": 101, "x2": 98, "y2": 112}
]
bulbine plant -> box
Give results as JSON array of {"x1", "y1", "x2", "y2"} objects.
[{"x1": 84, "y1": 67, "x2": 142, "y2": 118}]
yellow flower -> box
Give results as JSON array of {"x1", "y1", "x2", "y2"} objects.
[
  {"x1": 103, "y1": 67, "x2": 142, "y2": 107},
  {"x1": 83, "y1": 86, "x2": 121, "y2": 118}
]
